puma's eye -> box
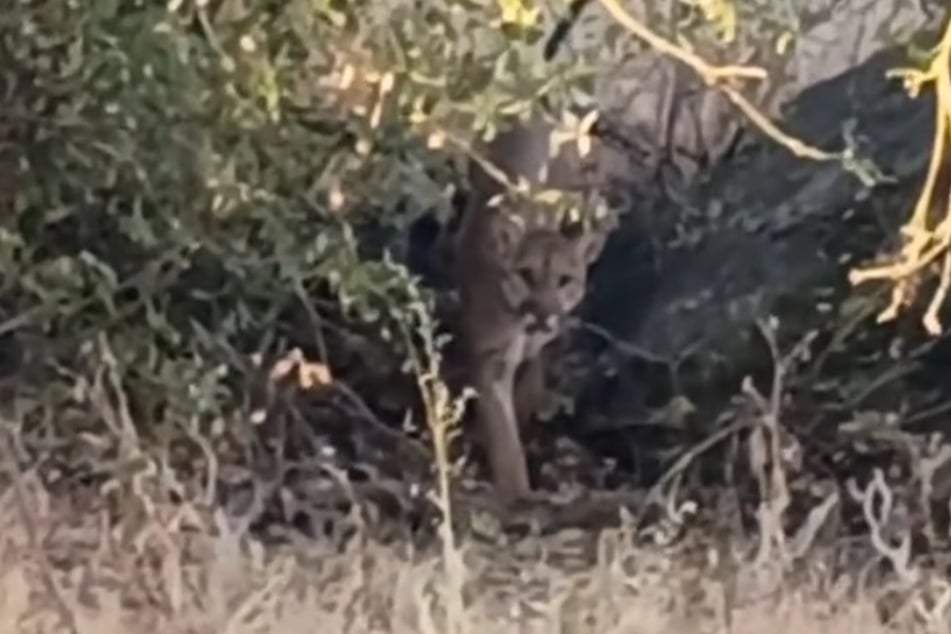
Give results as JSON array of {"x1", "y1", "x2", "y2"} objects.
[
  {"x1": 518, "y1": 267, "x2": 534, "y2": 284},
  {"x1": 558, "y1": 274, "x2": 573, "y2": 288}
]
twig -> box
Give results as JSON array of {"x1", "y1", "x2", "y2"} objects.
[
  {"x1": 745, "y1": 319, "x2": 793, "y2": 568},
  {"x1": 595, "y1": 0, "x2": 844, "y2": 165},
  {"x1": 849, "y1": 17, "x2": 951, "y2": 332},
  {"x1": 596, "y1": 0, "x2": 768, "y2": 85},
  {"x1": 332, "y1": 380, "x2": 432, "y2": 463},
  {"x1": 846, "y1": 469, "x2": 918, "y2": 585},
  {"x1": 638, "y1": 418, "x2": 753, "y2": 523}
]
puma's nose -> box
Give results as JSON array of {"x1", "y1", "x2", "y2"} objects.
[
  {"x1": 522, "y1": 310, "x2": 541, "y2": 329},
  {"x1": 522, "y1": 308, "x2": 558, "y2": 333}
]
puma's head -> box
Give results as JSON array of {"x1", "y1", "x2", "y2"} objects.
[{"x1": 492, "y1": 216, "x2": 605, "y2": 333}]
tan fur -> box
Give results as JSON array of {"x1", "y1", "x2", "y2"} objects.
[{"x1": 453, "y1": 113, "x2": 607, "y2": 503}]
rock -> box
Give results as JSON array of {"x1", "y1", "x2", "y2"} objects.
[{"x1": 573, "y1": 42, "x2": 938, "y2": 426}]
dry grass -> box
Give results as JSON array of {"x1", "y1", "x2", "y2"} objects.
[
  {"x1": 0, "y1": 466, "x2": 930, "y2": 634},
  {"x1": 0, "y1": 327, "x2": 944, "y2": 634}
]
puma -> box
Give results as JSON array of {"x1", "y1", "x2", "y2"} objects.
[{"x1": 453, "y1": 112, "x2": 610, "y2": 503}]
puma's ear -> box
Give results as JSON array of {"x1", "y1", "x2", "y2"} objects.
[
  {"x1": 562, "y1": 221, "x2": 604, "y2": 263},
  {"x1": 490, "y1": 212, "x2": 524, "y2": 256},
  {"x1": 580, "y1": 229, "x2": 606, "y2": 263}
]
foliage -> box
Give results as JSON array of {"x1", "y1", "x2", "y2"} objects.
[{"x1": 0, "y1": 0, "x2": 594, "y2": 441}]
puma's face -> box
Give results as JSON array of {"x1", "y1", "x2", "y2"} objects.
[{"x1": 498, "y1": 225, "x2": 603, "y2": 333}]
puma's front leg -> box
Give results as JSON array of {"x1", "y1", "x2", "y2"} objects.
[
  {"x1": 473, "y1": 358, "x2": 531, "y2": 502},
  {"x1": 514, "y1": 355, "x2": 546, "y2": 433}
]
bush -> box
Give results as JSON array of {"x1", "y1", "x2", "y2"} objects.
[{"x1": 0, "y1": 0, "x2": 584, "y2": 437}]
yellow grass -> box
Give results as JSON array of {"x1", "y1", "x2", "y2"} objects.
[{"x1": 0, "y1": 470, "x2": 923, "y2": 634}]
